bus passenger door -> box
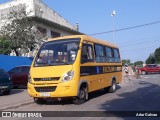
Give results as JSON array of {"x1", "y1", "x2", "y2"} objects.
[{"x1": 80, "y1": 42, "x2": 99, "y2": 92}]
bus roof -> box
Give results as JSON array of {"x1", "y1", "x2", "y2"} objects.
[{"x1": 48, "y1": 35, "x2": 118, "y2": 48}]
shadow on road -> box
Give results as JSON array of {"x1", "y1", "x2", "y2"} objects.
[
  {"x1": 0, "y1": 89, "x2": 24, "y2": 96},
  {"x1": 10, "y1": 89, "x2": 24, "y2": 95},
  {"x1": 42, "y1": 85, "x2": 121, "y2": 105},
  {"x1": 99, "y1": 80, "x2": 160, "y2": 119},
  {"x1": 89, "y1": 85, "x2": 121, "y2": 100},
  {"x1": 12, "y1": 86, "x2": 27, "y2": 89},
  {"x1": 4, "y1": 86, "x2": 27, "y2": 96}
]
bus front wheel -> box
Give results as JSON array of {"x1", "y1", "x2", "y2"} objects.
[{"x1": 73, "y1": 86, "x2": 87, "y2": 105}]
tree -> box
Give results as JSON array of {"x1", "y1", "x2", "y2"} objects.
[
  {"x1": 154, "y1": 47, "x2": 160, "y2": 64},
  {"x1": 0, "y1": 37, "x2": 11, "y2": 55},
  {"x1": 145, "y1": 47, "x2": 160, "y2": 64},
  {"x1": 134, "y1": 61, "x2": 144, "y2": 66},
  {"x1": 122, "y1": 59, "x2": 130, "y2": 66},
  {"x1": 0, "y1": 5, "x2": 44, "y2": 56},
  {"x1": 145, "y1": 53, "x2": 155, "y2": 64}
]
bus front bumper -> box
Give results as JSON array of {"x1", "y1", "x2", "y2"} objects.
[{"x1": 27, "y1": 82, "x2": 77, "y2": 98}]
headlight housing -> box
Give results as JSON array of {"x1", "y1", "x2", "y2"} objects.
[
  {"x1": 62, "y1": 70, "x2": 74, "y2": 82},
  {"x1": 28, "y1": 73, "x2": 32, "y2": 84}
]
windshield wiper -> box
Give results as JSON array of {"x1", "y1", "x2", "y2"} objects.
[
  {"x1": 48, "y1": 60, "x2": 70, "y2": 65},
  {"x1": 57, "y1": 61, "x2": 70, "y2": 65}
]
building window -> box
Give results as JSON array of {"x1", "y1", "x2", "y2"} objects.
[
  {"x1": 51, "y1": 31, "x2": 60, "y2": 38},
  {"x1": 37, "y1": 26, "x2": 47, "y2": 38}
]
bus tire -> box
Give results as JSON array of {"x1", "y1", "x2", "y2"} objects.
[
  {"x1": 108, "y1": 80, "x2": 117, "y2": 93},
  {"x1": 73, "y1": 86, "x2": 87, "y2": 105},
  {"x1": 34, "y1": 98, "x2": 47, "y2": 104}
]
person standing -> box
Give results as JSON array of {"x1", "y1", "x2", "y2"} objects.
[
  {"x1": 135, "y1": 65, "x2": 141, "y2": 79},
  {"x1": 124, "y1": 64, "x2": 129, "y2": 77}
]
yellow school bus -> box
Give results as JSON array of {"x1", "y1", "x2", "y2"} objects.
[{"x1": 28, "y1": 35, "x2": 122, "y2": 104}]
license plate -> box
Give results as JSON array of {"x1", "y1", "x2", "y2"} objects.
[{"x1": 40, "y1": 92, "x2": 50, "y2": 97}]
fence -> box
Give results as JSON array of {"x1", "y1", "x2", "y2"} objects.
[{"x1": 0, "y1": 55, "x2": 33, "y2": 71}]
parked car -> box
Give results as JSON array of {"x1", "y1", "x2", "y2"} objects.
[
  {"x1": 0, "y1": 68, "x2": 12, "y2": 95},
  {"x1": 138, "y1": 64, "x2": 160, "y2": 75},
  {"x1": 8, "y1": 66, "x2": 30, "y2": 88}
]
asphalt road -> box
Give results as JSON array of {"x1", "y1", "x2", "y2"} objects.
[{"x1": 1, "y1": 74, "x2": 160, "y2": 120}]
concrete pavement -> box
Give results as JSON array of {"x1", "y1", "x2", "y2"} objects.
[
  {"x1": 0, "y1": 88, "x2": 33, "y2": 111},
  {"x1": 0, "y1": 75, "x2": 136, "y2": 111}
]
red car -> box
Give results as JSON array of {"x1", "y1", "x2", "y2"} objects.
[
  {"x1": 8, "y1": 66, "x2": 30, "y2": 88},
  {"x1": 138, "y1": 64, "x2": 160, "y2": 75}
]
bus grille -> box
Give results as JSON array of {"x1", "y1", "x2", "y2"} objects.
[
  {"x1": 34, "y1": 77, "x2": 60, "y2": 81},
  {"x1": 35, "y1": 86, "x2": 56, "y2": 92}
]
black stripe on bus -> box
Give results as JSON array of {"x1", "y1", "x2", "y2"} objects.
[{"x1": 80, "y1": 66, "x2": 122, "y2": 76}]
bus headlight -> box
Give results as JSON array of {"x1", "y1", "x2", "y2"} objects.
[
  {"x1": 28, "y1": 74, "x2": 32, "y2": 84},
  {"x1": 62, "y1": 70, "x2": 74, "y2": 82}
]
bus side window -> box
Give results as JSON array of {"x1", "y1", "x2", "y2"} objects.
[
  {"x1": 105, "y1": 47, "x2": 114, "y2": 62},
  {"x1": 113, "y1": 48, "x2": 120, "y2": 63},
  {"x1": 95, "y1": 44, "x2": 105, "y2": 63},
  {"x1": 81, "y1": 44, "x2": 94, "y2": 63}
]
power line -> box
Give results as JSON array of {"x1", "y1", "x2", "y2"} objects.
[
  {"x1": 119, "y1": 39, "x2": 160, "y2": 47},
  {"x1": 117, "y1": 34, "x2": 160, "y2": 45},
  {"x1": 121, "y1": 45, "x2": 160, "y2": 53},
  {"x1": 89, "y1": 20, "x2": 160, "y2": 36}
]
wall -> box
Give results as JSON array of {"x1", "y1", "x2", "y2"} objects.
[
  {"x1": 0, "y1": 55, "x2": 33, "y2": 71},
  {"x1": 0, "y1": 0, "x2": 77, "y2": 31},
  {"x1": 43, "y1": 23, "x2": 78, "y2": 38},
  {"x1": 33, "y1": 0, "x2": 77, "y2": 30}
]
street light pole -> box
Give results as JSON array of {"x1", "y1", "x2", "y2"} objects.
[{"x1": 111, "y1": 10, "x2": 116, "y2": 44}]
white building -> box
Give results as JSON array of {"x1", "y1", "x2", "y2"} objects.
[{"x1": 0, "y1": 0, "x2": 82, "y2": 56}]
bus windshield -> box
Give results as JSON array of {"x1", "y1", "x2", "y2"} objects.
[{"x1": 34, "y1": 38, "x2": 80, "y2": 67}]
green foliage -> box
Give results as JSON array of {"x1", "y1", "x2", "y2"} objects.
[
  {"x1": 0, "y1": 7, "x2": 43, "y2": 56},
  {"x1": 145, "y1": 47, "x2": 160, "y2": 64},
  {"x1": 145, "y1": 53, "x2": 155, "y2": 64},
  {"x1": 122, "y1": 59, "x2": 130, "y2": 66},
  {"x1": 134, "y1": 61, "x2": 144, "y2": 66},
  {"x1": 0, "y1": 37, "x2": 11, "y2": 55},
  {"x1": 154, "y1": 47, "x2": 160, "y2": 64}
]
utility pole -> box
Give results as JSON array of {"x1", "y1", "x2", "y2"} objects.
[{"x1": 111, "y1": 10, "x2": 116, "y2": 44}]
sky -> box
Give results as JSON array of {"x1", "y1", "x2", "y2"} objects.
[{"x1": 0, "y1": 0, "x2": 160, "y2": 63}]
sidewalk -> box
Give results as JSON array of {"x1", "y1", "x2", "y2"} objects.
[{"x1": 0, "y1": 89, "x2": 33, "y2": 111}]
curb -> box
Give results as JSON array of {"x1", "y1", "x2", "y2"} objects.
[{"x1": 0, "y1": 100, "x2": 34, "y2": 111}]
